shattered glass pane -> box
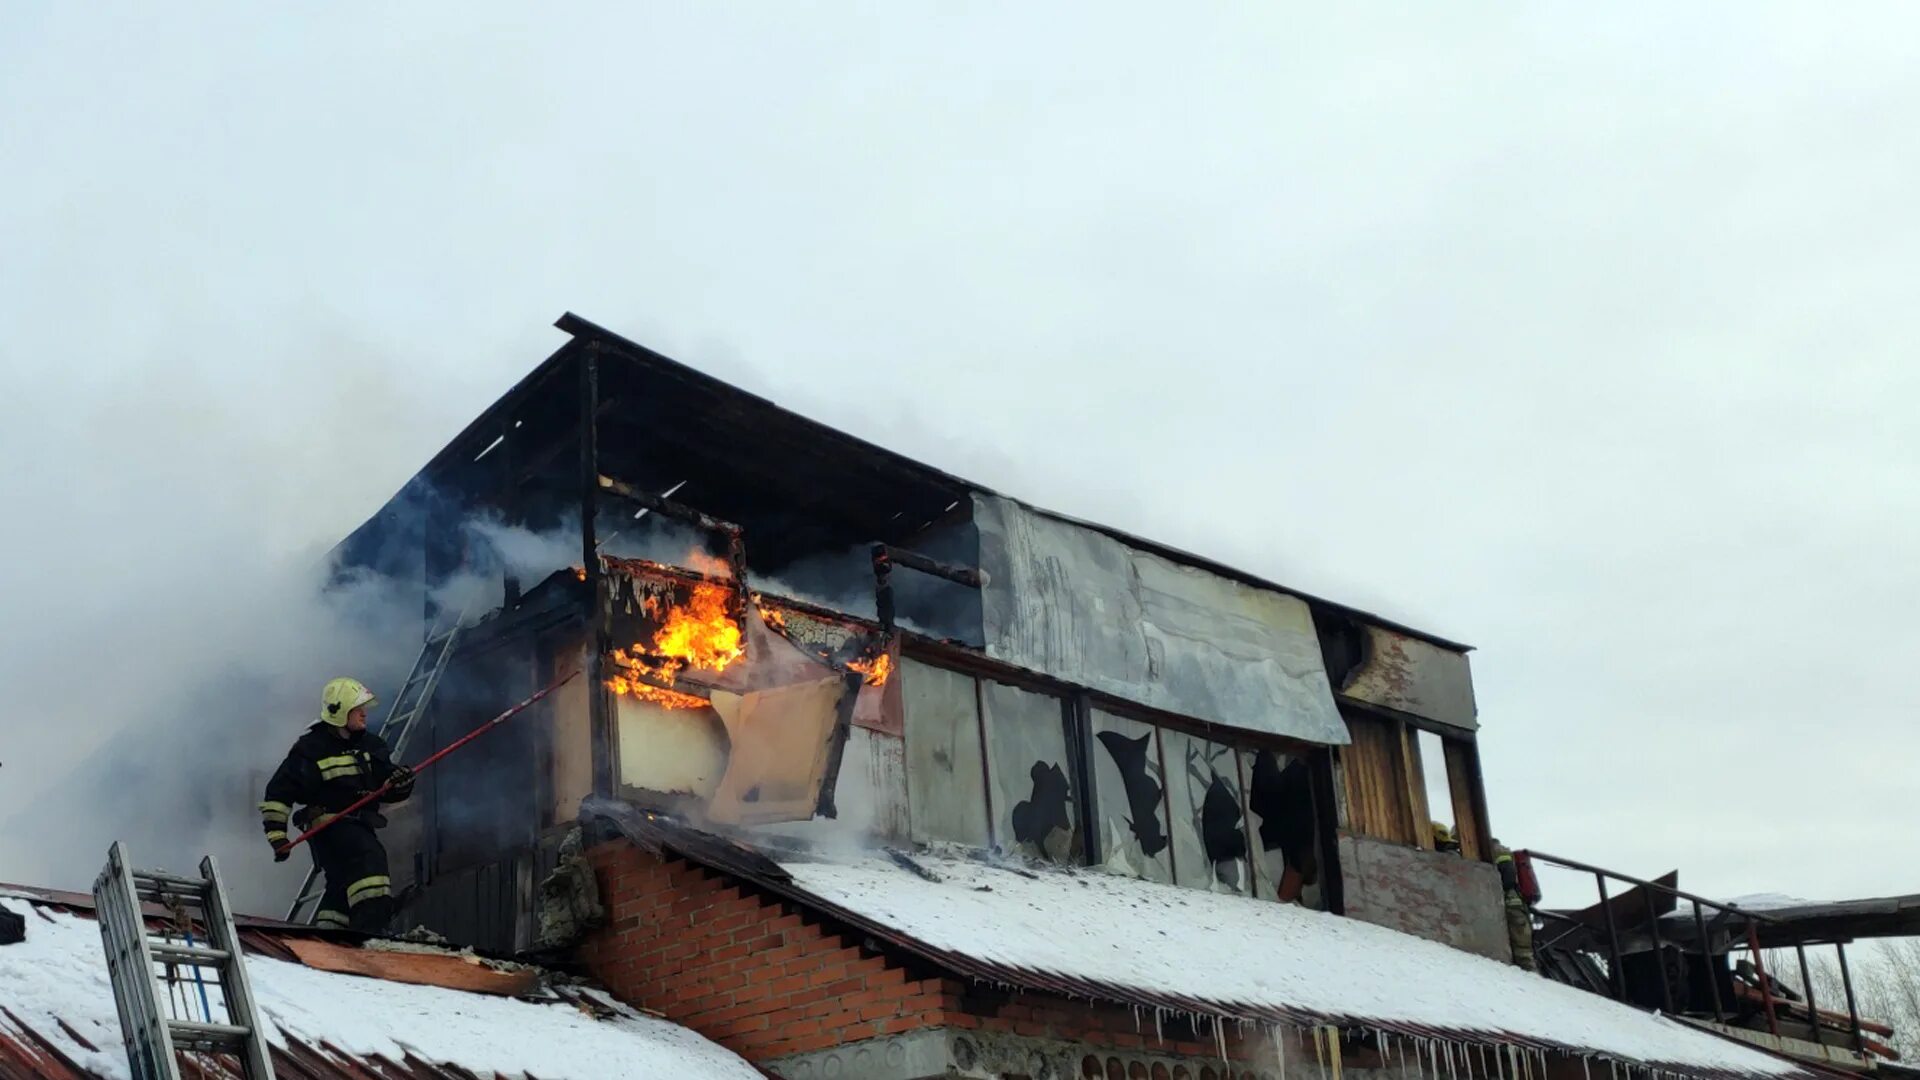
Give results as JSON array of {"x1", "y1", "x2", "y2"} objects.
[
  {"x1": 1090, "y1": 710, "x2": 1172, "y2": 882},
  {"x1": 1243, "y1": 747, "x2": 1324, "y2": 910},
  {"x1": 979, "y1": 680, "x2": 1080, "y2": 864},
  {"x1": 900, "y1": 658, "x2": 991, "y2": 848},
  {"x1": 1162, "y1": 729, "x2": 1251, "y2": 895}
]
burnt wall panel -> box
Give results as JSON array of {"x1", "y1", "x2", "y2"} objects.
[
  {"x1": 1340, "y1": 625, "x2": 1478, "y2": 733},
  {"x1": 1337, "y1": 832, "x2": 1510, "y2": 961},
  {"x1": 974, "y1": 495, "x2": 1349, "y2": 746},
  {"x1": 900, "y1": 658, "x2": 990, "y2": 848}
]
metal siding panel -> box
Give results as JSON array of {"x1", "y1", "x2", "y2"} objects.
[
  {"x1": 976, "y1": 495, "x2": 1350, "y2": 745},
  {"x1": 899, "y1": 658, "x2": 991, "y2": 848}
]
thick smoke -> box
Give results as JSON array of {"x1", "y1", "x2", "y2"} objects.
[{"x1": 0, "y1": 350, "x2": 474, "y2": 914}]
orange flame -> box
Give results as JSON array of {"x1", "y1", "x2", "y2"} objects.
[
  {"x1": 573, "y1": 566, "x2": 588, "y2": 582},
  {"x1": 847, "y1": 652, "x2": 893, "y2": 686},
  {"x1": 651, "y1": 583, "x2": 745, "y2": 673},
  {"x1": 606, "y1": 663, "x2": 709, "y2": 710},
  {"x1": 605, "y1": 580, "x2": 746, "y2": 707},
  {"x1": 757, "y1": 600, "x2": 789, "y2": 632}
]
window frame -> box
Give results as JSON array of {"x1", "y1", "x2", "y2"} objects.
[{"x1": 897, "y1": 641, "x2": 1342, "y2": 903}]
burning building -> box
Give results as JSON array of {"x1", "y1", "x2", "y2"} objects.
[{"x1": 315, "y1": 314, "x2": 1815, "y2": 1080}]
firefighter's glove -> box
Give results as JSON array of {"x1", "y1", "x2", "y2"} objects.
[
  {"x1": 383, "y1": 765, "x2": 416, "y2": 802},
  {"x1": 270, "y1": 838, "x2": 291, "y2": 863}
]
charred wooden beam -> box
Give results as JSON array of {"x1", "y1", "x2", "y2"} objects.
[
  {"x1": 871, "y1": 544, "x2": 896, "y2": 631},
  {"x1": 598, "y1": 471, "x2": 752, "y2": 628},
  {"x1": 873, "y1": 543, "x2": 986, "y2": 589},
  {"x1": 597, "y1": 474, "x2": 743, "y2": 538}
]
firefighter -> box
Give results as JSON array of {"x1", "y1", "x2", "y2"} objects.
[
  {"x1": 259, "y1": 677, "x2": 414, "y2": 932},
  {"x1": 1494, "y1": 840, "x2": 1539, "y2": 972}
]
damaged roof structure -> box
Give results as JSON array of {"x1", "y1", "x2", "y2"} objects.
[
  {"x1": 304, "y1": 314, "x2": 1833, "y2": 1080},
  {"x1": 0, "y1": 886, "x2": 761, "y2": 1079}
]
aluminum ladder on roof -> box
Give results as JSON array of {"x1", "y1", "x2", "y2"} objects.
[
  {"x1": 93, "y1": 841, "x2": 276, "y2": 1080},
  {"x1": 284, "y1": 607, "x2": 465, "y2": 923}
]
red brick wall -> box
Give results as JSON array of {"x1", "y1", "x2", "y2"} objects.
[
  {"x1": 579, "y1": 841, "x2": 1304, "y2": 1066},
  {"x1": 580, "y1": 841, "x2": 950, "y2": 1060}
]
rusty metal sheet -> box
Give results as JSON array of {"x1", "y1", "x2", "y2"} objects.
[
  {"x1": 974, "y1": 495, "x2": 1349, "y2": 745},
  {"x1": 1339, "y1": 624, "x2": 1478, "y2": 732}
]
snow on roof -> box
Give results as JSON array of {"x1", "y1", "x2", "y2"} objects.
[
  {"x1": 1721, "y1": 893, "x2": 1818, "y2": 912},
  {"x1": 777, "y1": 851, "x2": 1800, "y2": 1078},
  {"x1": 0, "y1": 896, "x2": 761, "y2": 1080}
]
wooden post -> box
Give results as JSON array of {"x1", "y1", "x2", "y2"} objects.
[
  {"x1": 578, "y1": 345, "x2": 612, "y2": 799},
  {"x1": 1442, "y1": 739, "x2": 1486, "y2": 861},
  {"x1": 1398, "y1": 721, "x2": 1432, "y2": 849}
]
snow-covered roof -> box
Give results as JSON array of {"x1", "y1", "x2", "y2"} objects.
[
  {"x1": 773, "y1": 850, "x2": 1802, "y2": 1079},
  {"x1": 0, "y1": 894, "x2": 761, "y2": 1080}
]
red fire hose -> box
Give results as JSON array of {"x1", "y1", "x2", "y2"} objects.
[{"x1": 274, "y1": 671, "x2": 581, "y2": 857}]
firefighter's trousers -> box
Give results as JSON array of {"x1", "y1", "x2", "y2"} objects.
[{"x1": 309, "y1": 817, "x2": 393, "y2": 933}]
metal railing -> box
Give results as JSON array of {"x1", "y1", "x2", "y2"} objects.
[{"x1": 1524, "y1": 850, "x2": 1866, "y2": 1054}]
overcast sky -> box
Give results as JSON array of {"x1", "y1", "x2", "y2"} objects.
[{"x1": 3, "y1": 5, "x2": 1915, "y2": 905}]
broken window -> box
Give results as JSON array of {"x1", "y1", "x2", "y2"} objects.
[
  {"x1": 979, "y1": 680, "x2": 1080, "y2": 864},
  {"x1": 1419, "y1": 729, "x2": 1457, "y2": 852},
  {"x1": 1161, "y1": 729, "x2": 1251, "y2": 894},
  {"x1": 1338, "y1": 709, "x2": 1491, "y2": 860},
  {"x1": 1242, "y1": 748, "x2": 1324, "y2": 909},
  {"x1": 901, "y1": 657, "x2": 991, "y2": 848},
  {"x1": 1089, "y1": 710, "x2": 1172, "y2": 883}
]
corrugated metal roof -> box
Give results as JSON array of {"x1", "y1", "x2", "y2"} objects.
[
  {"x1": 0, "y1": 883, "x2": 766, "y2": 1080},
  {"x1": 343, "y1": 312, "x2": 1471, "y2": 651},
  {"x1": 582, "y1": 800, "x2": 1818, "y2": 1080}
]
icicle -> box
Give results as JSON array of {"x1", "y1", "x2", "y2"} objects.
[
  {"x1": 1328, "y1": 1025, "x2": 1344, "y2": 1080},
  {"x1": 1395, "y1": 1033, "x2": 1409, "y2": 1080},
  {"x1": 1430, "y1": 1037, "x2": 1441, "y2": 1080},
  {"x1": 1133, "y1": 1004, "x2": 1142, "y2": 1033},
  {"x1": 1153, "y1": 1007, "x2": 1164, "y2": 1045},
  {"x1": 1275, "y1": 1022, "x2": 1289, "y2": 1080},
  {"x1": 1580, "y1": 1055, "x2": 1591, "y2": 1080},
  {"x1": 1217, "y1": 1013, "x2": 1229, "y2": 1064},
  {"x1": 1445, "y1": 1040, "x2": 1457, "y2": 1080},
  {"x1": 1313, "y1": 1023, "x2": 1328, "y2": 1080}
]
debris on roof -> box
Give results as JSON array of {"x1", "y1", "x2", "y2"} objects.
[
  {"x1": 766, "y1": 849, "x2": 1804, "y2": 1078},
  {"x1": 0, "y1": 894, "x2": 762, "y2": 1079},
  {"x1": 280, "y1": 937, "x2": 541, "y2": 997}
]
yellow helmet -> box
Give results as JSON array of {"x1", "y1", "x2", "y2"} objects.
[{"x1": 320, "y1": 677, "x2": 377, "y2": 727}]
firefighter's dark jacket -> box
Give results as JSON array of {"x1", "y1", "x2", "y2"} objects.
[{"x1": 258, "y1": 724, "x2": 411, "y2": 845}]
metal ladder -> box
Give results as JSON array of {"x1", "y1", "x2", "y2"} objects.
[
  {"x1": 93, "y1": 841, "x2": 276, "y2": 1080},
  {"x1": 285, "y1": 611, "x2": 464, "y2": 922}
]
